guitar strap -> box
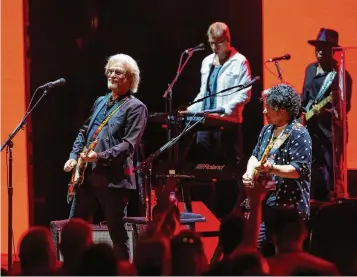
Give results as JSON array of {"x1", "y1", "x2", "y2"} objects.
[
  {"x1": 240, "y1": 121, "x2": 301, "y2": 210},
  {"x1": 305, "y1": 71, "x2": 336, "y2": 111},
  {"x1": 258, "y1": 121, "x2": 301, "y2": 164},
  {"x1": 268, "y1": 121, "x2": 301, "y2": 159},
  {"x1": 87, "y1": 96, "x2": 130, "y2": 144}
]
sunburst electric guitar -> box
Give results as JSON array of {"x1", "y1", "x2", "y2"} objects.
[
  {"x1": 211, "y1": 140, "x2": 274, "y2": 264},
  {"x1": 67, "y1": 139, "x2": 98, "y2": 203},
  {"x1": 242, "y1": 140, "x2": 274, "y2": 214}
]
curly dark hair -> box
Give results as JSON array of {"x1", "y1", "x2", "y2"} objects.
[{"x1": 264, "y1": 83, "x2": 301, "y2": 118}]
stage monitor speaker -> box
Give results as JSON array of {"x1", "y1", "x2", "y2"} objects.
[{"x1": 49, "y1": 220, "x2": 145, "y2": 263}]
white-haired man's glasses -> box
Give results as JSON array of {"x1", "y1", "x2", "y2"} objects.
[{"x1": 106, "y1": 68, "x2": 126, "y2": 77}]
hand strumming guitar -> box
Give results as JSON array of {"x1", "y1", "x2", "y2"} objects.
[
  {"x1": 80, "y1": 150, "x2": 98, "y2": 163},
  {"x1": 242, "y1": 160, "x2": 276, "y2": 197},
  {"x1": 64, "y1": 159, "x2": 77, "y2": 172}
]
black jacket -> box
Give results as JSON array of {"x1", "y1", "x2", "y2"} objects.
[{"x1": 69, "y1": 93, "x2": 148, "y2": 190}]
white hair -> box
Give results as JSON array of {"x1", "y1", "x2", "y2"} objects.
[{"x1": 105, "y1": 53, "x2": 140, "y2": 93}]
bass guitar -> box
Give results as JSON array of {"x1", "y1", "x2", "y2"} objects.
[
  {"x1": 304, "y1": 95, "x2": 332, "y2": 122},
  {"x1": 67, "y1": 139, "x2": 98, "y2": 203}
]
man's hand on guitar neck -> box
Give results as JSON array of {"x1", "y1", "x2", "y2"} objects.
[
  {"x1": 64, "y1": 159, "x2": 77, "y2": 172},
  {"x1": 311, "y1": 104, "x2": 321, "y2": 116},
  {"x1": 80, "y1": 150, "x2": 98, "y2": 163}
]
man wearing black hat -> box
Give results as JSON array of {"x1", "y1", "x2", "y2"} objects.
[{"x1": 301, "y1": 28, "x2": 352, "y2": 201}]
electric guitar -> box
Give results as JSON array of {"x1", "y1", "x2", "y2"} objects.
[
  {"x1": 67, "y1": 139, "x2": 98, "y2": 203},
  {"x1": 241, "y1": 140, "x2": 274, "y2": 213},
  {"x1": 210, "y1": 141, "x2": 274, "y2": 264}
]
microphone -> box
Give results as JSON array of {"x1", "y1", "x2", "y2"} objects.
[
  {"x1": 38, "y1": 78, "x2": 66, "y2": 90},
  {"x1": 266, "y1": 54, "x2": 291, "y2": 62},
  {"x1": 241, "y1": 76, "x2": 261, "y2": 89},
  {"x1": 185, "y1": 43, "x2": 205, "y2": 54}
]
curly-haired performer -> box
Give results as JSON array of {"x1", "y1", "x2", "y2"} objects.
[{"x1": 242, "y1": 83, "x2": 312, "y2": 248}]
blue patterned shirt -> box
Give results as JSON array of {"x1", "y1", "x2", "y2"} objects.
[
  {"x1": 252, "y1": 119, "x2": 312, "y2": 216},
  {"x1": 202, "y1": 65, "x2": 222, "y2": 110}
]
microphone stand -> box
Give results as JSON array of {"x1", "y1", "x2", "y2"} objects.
[
  {"x1": 134, "y1": 115, "x2": 207, "y2": 221},
  {"x1": 274, "y1": 61, "x2": 284, "y2": 82},
  {"x1": 136, "y1": 75, "x2": 254, "y2": 221},
  {"x1": 162, "y1": 50, "x2": 194, "y2": 162},
  {"x1": 188, "y1": 77, "x2": 259, "y2": 107},
  {"x1": 1, "y1": 88, "x2": 49, "y2": 272},
  {"x1": 165, "y1": 86, "x2": 173, "y2": 161}
]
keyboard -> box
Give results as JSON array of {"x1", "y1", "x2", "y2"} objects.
[
  {"x1": 148, "y1": 112, "x2": 237, "y2": 130},
  {"x1": 154, "y1": 161, "x2": 239, "y2": 182}
]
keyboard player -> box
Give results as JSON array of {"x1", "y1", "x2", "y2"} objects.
[{"x1": 179, "y1": 22, "x2": 252, "y2": 164}]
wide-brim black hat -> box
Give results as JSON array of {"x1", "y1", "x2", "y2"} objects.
[{"x1": 308, "y1": 28, "x2": 340, "y2": 47}]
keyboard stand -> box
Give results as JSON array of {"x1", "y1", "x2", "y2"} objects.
[{"x1": 134, "y1": 116, "x2": 207, "y2": 221}]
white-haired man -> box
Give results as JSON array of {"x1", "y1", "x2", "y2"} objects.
[{"x1": 64, "y1": 53, "x2": 148, "y2": 260}]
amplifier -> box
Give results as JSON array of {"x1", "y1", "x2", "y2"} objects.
[{"x1": 49, "y1": 220, "x2": 145, "y2": 262}]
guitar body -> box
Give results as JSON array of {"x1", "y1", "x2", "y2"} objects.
[
  {"x1": 67, "y1": 139, "x2": 98, "y2": 203},
  {"x1": 71, "y1": 153, "x2": 88, "y2": 185},
  {"x1": 241, "y1": 141, "x2": 273, "y2": 214},
  {"x1": 210, "y1": 139, "x2": 274, "y2": 264},
  {"x1": 211, "y1": 135, "x2": 276, "y2": 264}
]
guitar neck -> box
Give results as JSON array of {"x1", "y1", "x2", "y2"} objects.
[
  {"x1": 84, "y1": 139, "x2": 99, "y2": 154},
  {"x1": 253, "y1": 145, "x2": 271, "y2": 180},
  {"x1": 305, "y1": 96, "x2": 332, "y2": 121}
]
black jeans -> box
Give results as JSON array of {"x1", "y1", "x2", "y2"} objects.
[
  {"x1": 69, "y1": 185, "x2": 131, "y2": 260},
  {"x1": 258, "y1": 193, "x2": 277, "y2": 249},
  {"x1": 310, "y1": 136, "x2": 333, "y2": 200}
]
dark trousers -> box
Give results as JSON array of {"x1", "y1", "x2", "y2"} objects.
[
  {"x1": 257, "y1": 194, "x2": 310, "y2": 256},
  {"x1": 180, "y1": 125, "x2": 242, "y2": 215},
  {"x1": 311, "y1": 138, "x2": 334, "y2": 200},
  {"x1": 258, "y1": 193, "x2": 276, "y2": 249},
  {"x1": 195, "y1": 125, "x2": 242, "y2": 163},
  {"x1": 69, "y1": 185, "x2": 131, "y2": 260},
  {"x1": 184, "y1": 124, "x2": 243, "y2": 164}
]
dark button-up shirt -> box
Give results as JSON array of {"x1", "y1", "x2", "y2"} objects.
[
  {"x1": 69, "y1": 93, "x2": 148, "y2": 190},
  {"x1": 301, "y1": 63, "x2": 335, "y2": 142},
  {"x1": 252, "y1": 120, "x2": 312, "y2": 216},
  {"x1": 87, "y1": 103, "x2": 106, "y2": 145},
  {"x1": 301, "y1": 62, "x2": 352, "y2": 145}
]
